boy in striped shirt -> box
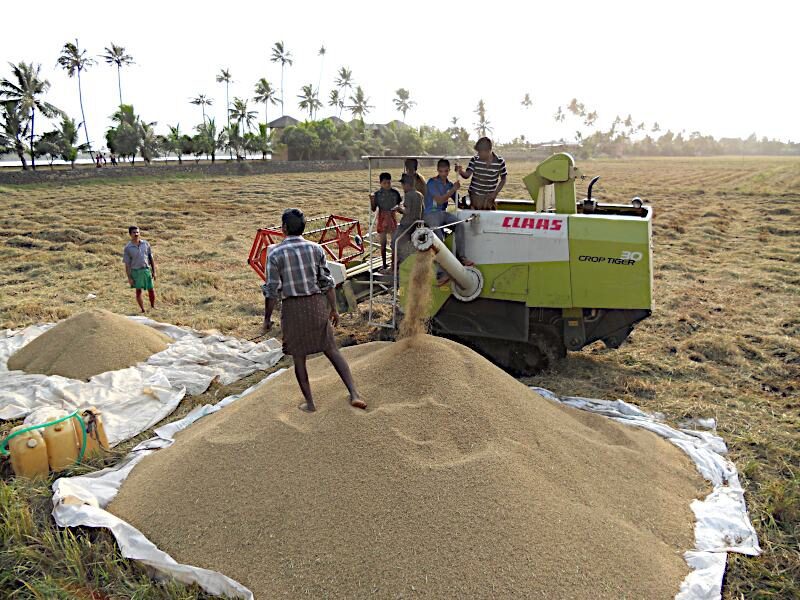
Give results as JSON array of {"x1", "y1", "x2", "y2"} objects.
[{"x1": 455, "y1": 137, "x2": 507, "y2": 210}]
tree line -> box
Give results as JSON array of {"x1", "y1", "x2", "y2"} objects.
[
  {"x1": 1, "y1": 41, "x2": 798, "y2": 170},
  {"x1": 526, "y1": 98, "x2": 800, "y2": 158}
]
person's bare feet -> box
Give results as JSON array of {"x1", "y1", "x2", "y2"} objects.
[
  {"x1": 349, "y1": 397, "x2": 367, "y2": 410},
  {"x1": 298, "y1": 403, "x2": 316, "y2": 412}
]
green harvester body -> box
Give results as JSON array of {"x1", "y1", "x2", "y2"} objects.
[{"x1": 396, "y1": 153, "x2": 653, "y2": 374}]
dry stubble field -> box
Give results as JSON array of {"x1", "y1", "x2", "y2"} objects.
[{"x1": 0, "y1": 157, "x2": 798, "y2": 598}]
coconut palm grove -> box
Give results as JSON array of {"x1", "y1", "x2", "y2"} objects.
[{"x1": 1, "y1": 39, "x2": 798, "y2": 169}]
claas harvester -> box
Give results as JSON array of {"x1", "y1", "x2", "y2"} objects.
[{"x1": 249, "y1": 153, "x2": 652, "y2": 375}]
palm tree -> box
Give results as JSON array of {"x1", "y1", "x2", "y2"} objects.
[
  {"x1": 328, "y1": 89, "x2": 344, "y2": 118},
  {"x1": 57, "y1": 40, "x2": 95, "y2": 158},
  {"x1": 334, "y1": 67, "x2": 354, "y2": 110},
  {"x1": 393, "y1": 88, "x2": 416, "y2": 122},
  {"x1": 194, "y1": 117, "x2": 220, "y2": 163},
  {"x1": 317, "y1": 45, "x2": 326, "y2": 94},
  {"x1": 297, "y1": 84, "x2": 322, "y2": 119},
  {"x1": 190, "y1": 94, "x2": 213, "y2": 123},
  {"x1": 101, "y1": 43, "x2": 134, "y2": 107},
  {"x1": 1, "y1": 62, "x2": 61, "y2": 170},
  {"x1": 107, "y1": 104, "x2": 143, "y2": 164},
  {"x1": 474, "y1": 99, "x2": 492, "y2": 137},
  {"x1": 216, "y1": 68, "x2": 233, "y2": 129},
  {"x1": 270, "y1": 42, "x2": 293, "y2": 116},
  {"x1": 229, "y1": 97, "x2": 257, "y2": 136},
  {"x1": 553, "y1": 106, "x2": 565, "y2": 123},
  {"x1": 567, "y1": 98, "x2": 586, "y2": 117},
  {"x1": 521, "y1": 93, "x2": 532, "y2": 109},
  {"x1": 253, "y1": 78, "x2": 278, "y2": 125},
  {"x1": 221, "y1": 122, "x2": 246, "y2": 160},
  {"x1": 139, "y1": 120, "x2": 159, "y2": 164},
  {"x1": 347, "y1": 86, "x2": 372, "y2": 122},
  {"x1": 36, "y1": 116, "x2": 88, "y2": 169},
  {"x1": 0, "y1": 100, "x2": 29, "y2": 169},
  {"x1": 249, "y1": 123, "x2": 272, "y2": 160},
  {"x1": 166, "y1": 124, "x2": 184, "y2": 164}
]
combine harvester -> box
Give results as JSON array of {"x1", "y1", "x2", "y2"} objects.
[{"x1": 248, "y1": 153, "x2": 652, "y2": 374}]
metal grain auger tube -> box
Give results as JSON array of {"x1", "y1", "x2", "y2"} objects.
[{"x1": 411, "y1": 227, "x2": 484, "y2": 302}]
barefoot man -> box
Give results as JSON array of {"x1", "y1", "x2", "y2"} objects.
[
  {"x1": 123, "y1": 226, "x2": 156, "y2": 313},
  {"x1": 263, "y1": 208, "x2": 366, "y2": 412}
]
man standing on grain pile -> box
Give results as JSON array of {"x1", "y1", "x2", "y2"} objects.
[
  {"x1": 123, "y1": 226, "x2": 157, "y2": 313},
  {"x1": 263, "y1": 208, "x2": 366, "y2": 413}
]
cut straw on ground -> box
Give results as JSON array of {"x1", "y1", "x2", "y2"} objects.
[{"x1": 0, "y1": 157, "x2": 798, "y2": 598}]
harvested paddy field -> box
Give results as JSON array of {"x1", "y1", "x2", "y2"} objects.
[{"x1": 1, "y1": 156, "x2": 798, "y2": 598}]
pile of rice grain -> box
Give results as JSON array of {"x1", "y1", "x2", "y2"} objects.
[
  {"x1": 109, "y1": 335, "x2": 705, "y2": 599},
  {"x1": 7, "y1": 309, "x2": 170, "y2": 380}
]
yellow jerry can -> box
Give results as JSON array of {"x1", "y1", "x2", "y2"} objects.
[
  {"x1": 9, "y1": 426, "x2": 50, "y2": 479},
  {"x1": 43, "y1": 417, "x2": 80, "y2": 471}
]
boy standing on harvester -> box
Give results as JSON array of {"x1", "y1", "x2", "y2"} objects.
[
  {"x1": 456, "y1": 137, "x2": 507, "y2": 210},
  {"x1": 394, "y1": 172, "x2": 424, "y2": 264},
  {"x1": 123, "y1": 226, "x2": 157, "y2": 313},
  {"x1": 370, "y1": 172, "x2": 402, "y2": 270}
]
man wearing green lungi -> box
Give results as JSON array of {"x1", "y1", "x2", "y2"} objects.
[{"x1": 123, "y1": 226, "x2": 157, "y2": 313}]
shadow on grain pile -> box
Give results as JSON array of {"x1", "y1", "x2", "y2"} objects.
[{"x1": 109, "y1": 334, "x2": 706, "y2": 599}]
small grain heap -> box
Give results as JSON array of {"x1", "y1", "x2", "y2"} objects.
[
  {"x1": 7, "y1": 309, "x2": 170, "y2": 380},
  {"x1": 110, "y1": 335, "x2": 705, "y2": 598}
]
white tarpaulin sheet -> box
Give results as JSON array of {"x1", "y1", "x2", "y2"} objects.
[
  {"x1": 51, "y1": 383, "x2": 760, "y2": 600},
  {"x1": 1, "y1": 317, "x2": 283, "y2": 446}
]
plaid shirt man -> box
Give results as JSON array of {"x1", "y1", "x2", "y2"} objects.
[{"x1": 264, "y1": 236, "x2": 335, "y2": 299}]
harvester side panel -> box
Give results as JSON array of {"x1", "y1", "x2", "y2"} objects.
[
  {"x1": 567, "y1": 212, "x2": 653, "y2": 309},
  {"x1": 458, "y1": 209, "x2": 573, "y2": 308}
]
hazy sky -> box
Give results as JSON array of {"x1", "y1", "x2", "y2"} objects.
[{"x1": 2, "y1": 0, "x2": 797, "y2": 150}]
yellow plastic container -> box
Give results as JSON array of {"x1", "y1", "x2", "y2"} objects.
[
  {"x1": 8, "y1": 425, "x2": 50, "y2": 479},
  {"x1": 43, "y1": 417, "x2": 80, "y2": 471},
  {"x1": 75, "y1": 407, "x2": 109, "y2": 456}
]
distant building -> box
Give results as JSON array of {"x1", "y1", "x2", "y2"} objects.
[
  {"x1": 384, "y1": 119, "x2": 411, "y2": 130},
  {"x1": 267, "y1": 116, "x2": 300, "y2": 161},
  {"x1": 267, "y1": 115, "x2": 300, "y2": 130}
]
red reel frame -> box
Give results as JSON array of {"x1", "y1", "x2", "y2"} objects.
[{"x1": 247, "y1": 214, "x2": 364, "y2": 281}]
